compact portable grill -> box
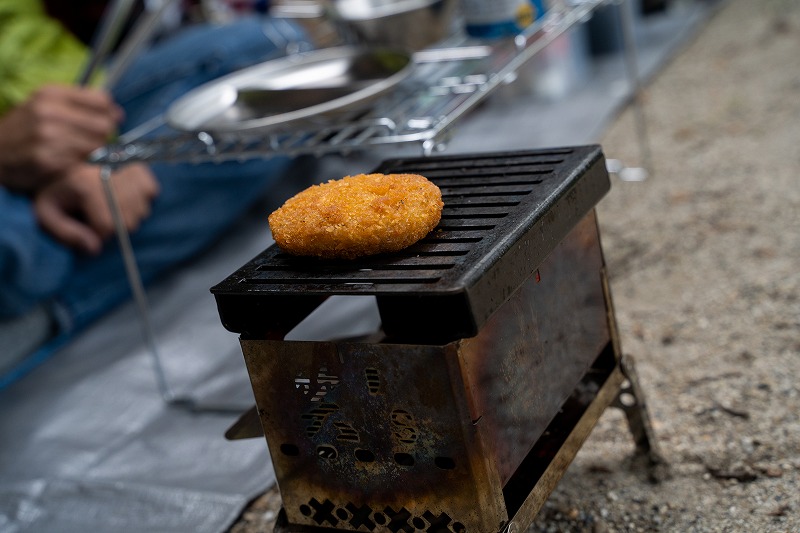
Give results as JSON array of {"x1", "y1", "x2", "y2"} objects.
[{"x1": 211, "y1": 146, "x2": 662, "y2": 533}]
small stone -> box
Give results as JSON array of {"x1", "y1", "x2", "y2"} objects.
[{"x1": 768, "y1": 504, "x2": 791, "y2": 517}]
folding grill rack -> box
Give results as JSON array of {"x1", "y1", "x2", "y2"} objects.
[
  {"x1": 212, "y1": 146, "x2": 663, "y2": 533},
  {"x1": 90, "y1": 0, "x2": 648, "y2": 167}
]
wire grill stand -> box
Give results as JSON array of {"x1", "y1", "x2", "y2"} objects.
[
  {"x1": 93, "y1": 0, "x2": 649, "y2": 411},
  {"x1": 93, "y1": 0, "x2": 645, "y2": 166}
]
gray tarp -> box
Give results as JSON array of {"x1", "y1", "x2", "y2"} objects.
[
  {"x1": 0, "y1": 152, "x2": 386, "y2": 533},
  {"x1": 0, "y1": 209, "x2": 277, "y2": 533}
]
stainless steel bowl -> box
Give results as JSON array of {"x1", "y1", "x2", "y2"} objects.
[
  {"x1": 165, "y1": 46, "x2": 412, "y2": 133},
  {"x1": 333, "y1": 0, "x2": 459, "y2": 51},
  {"x1": 273, "y1": 0, "x2": 459, "y2": 51}
]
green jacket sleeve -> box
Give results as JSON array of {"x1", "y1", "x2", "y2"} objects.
[{"x1": 0, "y1": 0, "x2": 90, "y2": 116}]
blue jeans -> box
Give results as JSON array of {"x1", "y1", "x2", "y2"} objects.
[{"x1": 0, "y1": 17, "x2": 311, "y2": 383}]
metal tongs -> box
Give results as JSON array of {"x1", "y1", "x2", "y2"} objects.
[{"x1": 81, "y1": 0, "x2": 242, "y2": 413}]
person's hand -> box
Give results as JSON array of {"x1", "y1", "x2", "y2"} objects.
[
  {"x1": 34, "y1": 163, "x2": 160, "y2": 254},
  {"x1": 0, "y1": 85, "x2": 123, "y2": 192}
]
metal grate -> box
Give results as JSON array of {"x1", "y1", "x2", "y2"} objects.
[
  {"x1": 91, "y1": 1, "x2": 612, "y2": 167},
  {"x1": 211, "y1": 145, "x2": 609, "y2": 341}
]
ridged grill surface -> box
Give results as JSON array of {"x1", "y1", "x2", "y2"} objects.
[{"x1": 211, "y1": 146, "x2": 609, "y2": 339}]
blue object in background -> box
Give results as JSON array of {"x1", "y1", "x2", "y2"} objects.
[{"x1": 464, "y1": 0, "x2": 547, "y2": 39}]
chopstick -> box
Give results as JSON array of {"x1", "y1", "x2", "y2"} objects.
[
  {"x1": 104, "y1": 0, "x2": 179, "y2": 89},
  {"x1": 77, "y1": 0, "x2": 140, "y2": 86}
]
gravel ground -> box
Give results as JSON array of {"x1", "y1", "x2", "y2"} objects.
[
  {"x1": 231, "y1": 0, "x2": 800, "y2": 531},
  {"x1": 533, "y1": 0, "x2": 800, "y2": 530}
]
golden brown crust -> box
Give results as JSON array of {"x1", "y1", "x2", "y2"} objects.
[{"x1": 268, "y1": 173, "x2": 443, "y2": 259}]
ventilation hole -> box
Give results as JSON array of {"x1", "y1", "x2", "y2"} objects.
[
  {"x1": 334, "y1": 422, "x2": 360, "y2": 442},
  {"x1": 300, "y1": 505, "x2": 312, "y2": 516},
  {"x1": 355, "y1": 449, "x2": 375, "y2": 462},
  {"x1": 365, "y1": 368, "x2": 381, "y2": 394},
  {"x1": 391, "y1": 410, "x2": 418, "y2": 444},
  {"x1": 308, "y1": 498, "x2": 338, "y2": 526},
  {"x1": 336, "y1": 509, "x2": 349, "y2": 520},
  {"x1": 374, "y1": 513, "x2": 387, "y2": 525},
  {"x1": 394, "y1": 453, "x2": 415, "y2": 467},
  {"x1": 391, "y1": 410, "x2": 412, "y2": 423},
  {"x1": 413, "y1": 517, "x2": 426, "y2": 530},
  {"x1": 305, "y1": 423, "x2": 322, "y2": 438},
  {"x1": 452, "y1": 522, "x2": 466, "y2": 533},
  {"x1": 346, "y1": 503, "x2": 375, "y2": 531},
  {"x1": 280, "y1": 443, "x2": 299, "y2": 456},
  {"x1": 434, "y1": 457, "x2": 456, "y2": 470},
  {"x1": 422, "y1": 511, "x2": 452, "y2": 533},
  {"x1": 317, "y1": 445, "x2": 338, "y2": 459},
  {"x1": 301, "y1": 403, "x2": 340, "y2": 437},
  {"x1": 383, "y1": 506, "x2": 413, "y2": 533}
]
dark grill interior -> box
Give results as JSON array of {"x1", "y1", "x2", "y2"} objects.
[{"x1": 211, "y1": 146, "x2": 610, "y2": 341}]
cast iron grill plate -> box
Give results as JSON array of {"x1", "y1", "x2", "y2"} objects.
[{"x1": 211, "y1": 145, "x2": 610, "y2": 341}]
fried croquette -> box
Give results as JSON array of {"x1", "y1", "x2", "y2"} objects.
[{"x1": 268, "y1": 173, "x2": 443, "y2": 259}]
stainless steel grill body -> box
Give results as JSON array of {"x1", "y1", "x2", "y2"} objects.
[
  {"x1": 239, "y1": 211, "x2": 608, "y2": 533},
  {"x1": 212, "y1": 147, "x2": 662, "y2": 533}
]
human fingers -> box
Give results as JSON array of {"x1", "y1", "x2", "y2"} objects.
[
  {"x1": 34, "y1": 182, "x2": 103, "y2": 254},
  {"x1": 0, "y1": 88, "x2": 122, "y2": 183},
  {"x1": 109, "y1": 164, "x2": 160, "y2": 231},
  {"x1": 29, "y1": 86, "x2": 122, "y2": 155},
  {"x1": 75, "y1": 164, "x2": 160, "y2": 238},
  {"x1": 38, "y1": 85, "x2": 124, "y2": 125},
  {"x1": 71, "y1": 166, "x2": 117, "y2": 240},
  {"x1": 31, "y1": 162, "x2": 159, "y2": 253}
]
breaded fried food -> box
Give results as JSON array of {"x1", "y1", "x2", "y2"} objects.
[{"x1": 268, "y1": 173, "x2": 443, "y2": 259}]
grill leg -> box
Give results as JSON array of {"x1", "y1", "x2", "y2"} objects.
[{"x1": 613, "y1": 354, "x2": 670, "y2": 482}]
